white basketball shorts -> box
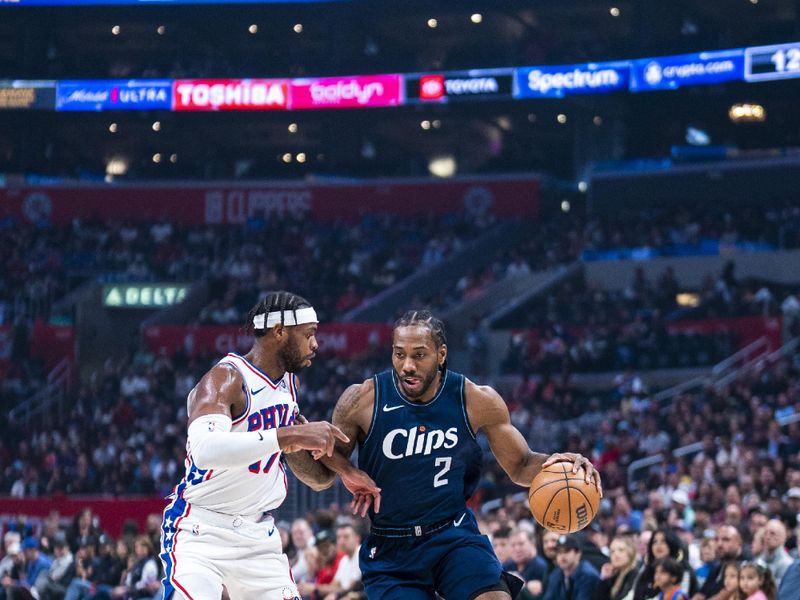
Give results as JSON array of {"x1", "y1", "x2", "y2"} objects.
[{"x1": 160, "y1": 501, "x2": 300, "y2": 600}]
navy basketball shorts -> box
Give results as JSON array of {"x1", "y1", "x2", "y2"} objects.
[{"x1": 359, "y1": 509, "x2": 503, "y2": 600}]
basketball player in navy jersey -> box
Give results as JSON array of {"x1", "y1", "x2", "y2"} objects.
[{"x1": 317, "y1": 310, "x2": 602, "y2": 600}]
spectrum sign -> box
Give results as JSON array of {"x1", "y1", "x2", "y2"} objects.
[
  {"x1": 56, "y1": 80, "x2": 172, "y2": 111},
  {"x1": 173, "y1": 79, "x2": 289, "y2": 111},
  {"x1": 515, "y1": 62, "x2": 630, "y2": 98},
  {"x1": 290, "y1": 74, "x2": 402, "y2": 109},
  {"x1": 406, "y1": 69, "x2": 514, "y2": 103}
]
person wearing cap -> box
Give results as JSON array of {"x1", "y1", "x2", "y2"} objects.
[
  {"x1": 757, "y1": 520, "x2": 793, "y2": 586},
  {"x1": 298, "y1": 530, "x2": 343, "y2": 599},
  {"x1": 1, "y1": 537, "x2": 52, "y2": 600},
  {"x1": 159, "y1": 292, "x2": 380, "y2": 600},
  {"x1": 542, "y1": 534, "x2": 600, "y2": 600}
]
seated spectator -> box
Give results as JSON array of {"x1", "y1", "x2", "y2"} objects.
[
  {"x1": 491, "y1": 526, "x2": 513, "y2": 566},
  {"x1": 503, "y1": 529, "x2": 548, "y2": 598},
  {"x1": 40, "y1": 538, "x2": 73, "y2": 600},
  {"x1": 543, "y1": 534, "x2": 600, "y2": 600},
  {"x1": 777, "y1": 560, "x2": 800, "y2": 600},
  {"x1": 653, "y1": 557, "x2": 689, "y2": 600},
  {"x1": 593, "y1": 536, "x2": 639, "y2": 600},
  {"x1": 634, "y1": 529, "x2": 697, "y2": 600},
  {"x1": 757, "y1": 520, "x2": 793, "y2": 587},
  {"x1": 695, "y1": 537, "x2": 717, "y2": 588},
  {"x1": 737, "y1": 562, "x2": 776, "y2": 600},
  {"x1": 319, "y1": 523, "x2": 362, "y2": 600},
  {"x1": 692, "y1": 526, "x2": 744, "y2": 600}
]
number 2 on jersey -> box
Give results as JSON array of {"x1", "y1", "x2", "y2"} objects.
[{"x1": 433, "y1": 456, "x2": 451, "y2": 487}]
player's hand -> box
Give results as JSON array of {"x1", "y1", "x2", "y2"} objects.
[
  {"x1": 341, "y1": 468, "x2": 381, "y2": 517},
  {"x1": 277, "y1": 419, "x2": 349, "y2": 457},
  {"x1": 542, "y1": 452, "x2": 603, "y2": 497},
  {"x1": 350, "y1": 491, "x2": 379, "y2": 518}
]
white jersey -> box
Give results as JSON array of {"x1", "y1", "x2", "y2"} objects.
[{"x1": 177, "y1": 353, "x2": 299, "y2": 516}]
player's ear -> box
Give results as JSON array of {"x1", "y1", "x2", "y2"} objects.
[
  {"x1": 438, "y1": 344, "x2": 447, "y2": 368},
  {"x1": 272, "y1": 323, "x2": 286, "y2": 340}
]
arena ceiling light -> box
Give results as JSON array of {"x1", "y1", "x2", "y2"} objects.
[
  {"x1": 152, "y1": 153, "x2": 162, "y2": 163},
  {"x1": 152, "y1": 121, "x2": 161, "y2": 132},
  {"x1": 557, "y1": 113, "x2": 567, "y2": 124},
  {"x1": 428, "y1": 155, "x2": 456, "y2": 177},
  {"x1": 248, "y1": 24, "x2": 258, "y2": 34},
  {"x1": 470, "y1": 13, "x2": 483, "y2": 24},
  {"x1": 729, "y1": 103, "x2": 766, "y2": 123},
  {"x1": 427, "y1": 18, "x2": 438, "y2": 29},
  {"x1": 157, "y1": 25, "x2": 166, "y2": 35},
  {"x1": 170, "y1": 154, "x2": 178, "y2": 163},
  {"x1": 609, "y1": 7, "x2": 621, "y2": 17},
  {"x1": 288, "y1": 123, "x2": 298, "y2": 134},
  {"x1": 111, "y1": 25, "x2": 121, "y2": 35},
  {"x1": 106, "y1": 157, "x2": 128, "y2": 176},
  {"x1": 108, "y1": 123, "x2": 118, "y2": 133},
  {"x1": 293, "y1": 23, "x2": 304, "y2": 34}
]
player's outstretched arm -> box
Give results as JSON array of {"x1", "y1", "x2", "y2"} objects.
[
  {"x1": 187, "y1": 365, "x2": 350, "y2": 471},
  {"x1": 468, "y1": 382, "x2": 602, "y2": 495},
  {"x1": 317, "y1": 381, "x2": 382, "y2": 516}
]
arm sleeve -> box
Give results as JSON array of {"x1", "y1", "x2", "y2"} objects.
[{"x1": 188, "y1": 413, "x2": 280, "y2": 469}]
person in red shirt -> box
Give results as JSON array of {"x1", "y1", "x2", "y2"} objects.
[{"x1": 298, "y1": 530, "x2": 343, "y2": 599}]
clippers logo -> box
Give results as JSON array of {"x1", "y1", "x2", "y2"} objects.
[
  {"x1": 419, "y1": 75, "x2": 445, "y2": 100},
  {"x1": 382, "y1": 426, "x2": 458, "y2": 459}
]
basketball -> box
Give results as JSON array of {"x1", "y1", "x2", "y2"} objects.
[{"x1": 528, "y1": 463, "x2": 600, "y2": 533}]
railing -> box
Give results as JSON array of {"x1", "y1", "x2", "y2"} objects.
[
  {"x1": 8, "y1": 358, "x2": 72, "y2": 424},
  {"x1": 627, "y1": 442, "x2": 704, "y2": 493},
  {"x1": 651, "y1": 336, "x2": 771, "y2": 414}
]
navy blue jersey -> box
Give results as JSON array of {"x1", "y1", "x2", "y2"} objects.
[{"x1": 358, "y1": 368, "x2": 483, "y2": 528}]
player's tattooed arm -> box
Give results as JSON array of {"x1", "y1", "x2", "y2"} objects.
[
  {"x1": 283, "y1": 421, "x2": 337, "y2": 491},
  {"x1": 320, "y1": 380, "x2": 382, "y2": 515}
]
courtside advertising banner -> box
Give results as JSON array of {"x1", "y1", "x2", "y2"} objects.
[
  {"x1": 515, "y1": 61, "x2": 630, "y2": 98},
  {"x1": 173, "y1": 79, "x2": 290, "y2": 111},
  {"x1": 630, "y1": 49, "x2": 745, "y2": 92},
  {"x1": 0, "y1": 177, "x2": 539, "y2": 224},
  {"x1": 56, "y1": 79, "x2": 172, "y2": 111},
  {"x1": 405, "y1": 69, "x2": 515, "y2": 103},
  {"x1": 0, "y1": 80, "x2": 56, "y2": 110},
  {"x1": 289, "y1": 74, "x2": 403, "y2": 109}
]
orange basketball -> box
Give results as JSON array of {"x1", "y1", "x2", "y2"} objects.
[{"x1": 528, "y1": 463, "x2": 600, "y2": 533}]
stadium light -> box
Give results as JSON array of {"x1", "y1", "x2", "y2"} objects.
[
  {"x1": 593, "y1": 115, "x2": 603, "y2": 126},
  {"x1": 561, "y1": 200, "x2": 571, "y2": 212},
  {"x1": 152, "y1": 153, "x2": 162, "y2": 163},
  {"x1": 428, "y1": 155, "x2": 456, "y2": 177},
  {"x1": 157, "y1": 25, "x2": 166, "y2": 35},
  {"x1": 108, "y1": 123, "x2": 118, "y2": 133},
  {"x1": 282, "y1": 153, "x2": 292, "y2": 163},
  {"x1": 293, "y1": 23, "x2": 303, "y2": 34},
  {"x1": 557, "y1": 113, "x2": 567, "y2": 124},
  {"x1": 421, "y1": 120, "x2": 431, "y2": 130},
  {"x1": 152, "y1": 121, "x2": 161, "y2": 132},
  {"x1": 249, "y1": 24, "x2": 258, "y2": 34},
  {"x1": 610, "y1": 7, "x2": 620, "y2": 17},
  {"x1": 729, "y1": 103, "x2": 766, "y2": 122},
  {"x1": 470, "y1": 14, "x2": 483, "y2": 24},
  {"x1": 427, "y1": 18, "x2": 438, "y2": 29},
  {"x1": 170, "y1": 154, "x2": 178, "y2": 163},
  {"x1": 288, "y1": 123, "x2": 298, "y2": 133},
  {"x1": 111, "y1": 25, "x2": 121, "y2": 35},
  {"x1": 106, "y1": 157, "x2": 128, "y2": 176}
]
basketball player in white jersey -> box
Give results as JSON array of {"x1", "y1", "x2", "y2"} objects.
[{"x1": 160, "y1": 291, "x2": 381, "y2": 600}]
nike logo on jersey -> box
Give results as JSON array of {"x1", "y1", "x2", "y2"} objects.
[
  {"x1": 257, "y1": 432, "x2": 264, "y2": 441},
  {"x1": 267, "y1": 527, "x2": 276, "y2": 537},
  {"x1": 251, "y1": 386, "x2": 267, "y2": 395},
  {"x1": 383, "y1": 404, "x2": 403, "y2": 412},
  {"x1": 453, "y1": 513, "x2": 465, "y2": 527}
]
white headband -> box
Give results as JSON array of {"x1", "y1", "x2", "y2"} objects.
[{"x1": 253, "y1": 307, "x2": 318, "y2": 329}]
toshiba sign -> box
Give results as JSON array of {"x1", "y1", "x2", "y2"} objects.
[{"x1": 173, "y1": 79, "x2": 289, "y2": 111}]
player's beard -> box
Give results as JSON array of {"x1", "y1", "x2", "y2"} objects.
[
  {"x1": 280, "y1": 335, "x2": 308, "y2": 373},
  {"x1": 396, "y1": 366, "x2": 439, "y2": 399}
]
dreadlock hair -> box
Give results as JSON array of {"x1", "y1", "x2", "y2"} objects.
[
  {"x1": 393, "y1": 310, "x2": 448, "y2": 371},
  {"x1": 245, "y1": 291, "x2": 312, "y2": 337}
]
